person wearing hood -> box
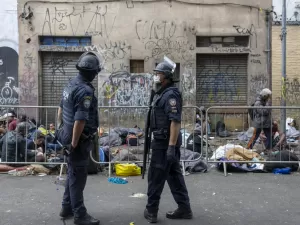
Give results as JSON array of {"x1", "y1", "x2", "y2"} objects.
[
  {"x1": 247, "y1": 88, "x2": 272, "y2": 150},
  {"x1": 144, "y1": 58, "x2": 193, "y2": 223}
]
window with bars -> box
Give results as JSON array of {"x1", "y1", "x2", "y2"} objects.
[
  {"x1": 196, "y1": 36, "x2": 249, "y2": 47},
  {"x1": 130, "y1": 60, "x2": 145, "y2": 73},
  {"x1": 39, "y1": 36, "x2": 92, "y2": 46}
]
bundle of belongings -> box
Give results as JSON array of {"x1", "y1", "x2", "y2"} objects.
[
  {"x1": 211, "y1": 144, "x2": 299, "y2": 173},
  {"x1": 98, "y1": 127, "x2": 208, "y2": 175},
  {"x1": 99, "y1": 126, "x2": 144, "y2": 147},
  {"x1": 286, "y1": 118, "x2": 300, "y2": 145}
]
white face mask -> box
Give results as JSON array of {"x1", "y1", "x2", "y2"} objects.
[{"x1": 153, "y1": 75, "x2": 161, "y2": 84}]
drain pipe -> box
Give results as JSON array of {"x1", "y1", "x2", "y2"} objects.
[{"x1": 266, "y1": 9, "x2": 272, "y2": 91}]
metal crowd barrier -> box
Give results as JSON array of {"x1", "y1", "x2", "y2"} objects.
[
  {"x1": 90, "y1": 106, "x2": 205, "y2": 177},
  {"x1": 0, "y1": 105, "x2": 204, "y2": 177},
  {"x1": 205, "y1": 106, "x2": 300, "y2": 176},
  {"x1": 0, "y1": 105, "x2": 66, "y2": 170}
]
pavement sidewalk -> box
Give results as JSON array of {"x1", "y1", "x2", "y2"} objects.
[{"x1": 0, "y1": 170, "x2": 300, "y2": 225}]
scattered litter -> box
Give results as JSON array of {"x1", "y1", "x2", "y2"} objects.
[
  {"x1": 130, "y1": 193, "x2": 146, "y2": 198},
  {"x1": 7, "y1": 168, "x2": 34, "y2": 177},
  {"x1": 54, "y1": 176, "x2": 66, "y2": 187},
  {"x1": 38, "y1": 173, "x2": 47, "y2": 177},
  {"x1": 6, "y1": 210, "x2": 11, "y2": 213},
  {"x1": 212, "y1": 192, "x2": 216, "y2": 196},
  {"x1": 129, "y1": 222, "x2": 135, "y2": 225},
  {"x1": 108, "y1": 177, "x2": 128, "y2": 184}
]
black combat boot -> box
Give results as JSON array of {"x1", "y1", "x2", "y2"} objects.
[
  {"x1": 59, "y1": 207, "x2": 73, "y2": 218},
  {"x1": 166, "y1": 208, "x2": 193, "y2": 219},
  {"x1": 74, "y1": 214, "x2": 100, "y2": 225},
  {"x1": 144, "y1": 208, "x2": 158, "y2": 223}
]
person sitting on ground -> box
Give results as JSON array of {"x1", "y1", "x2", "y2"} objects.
[
  {"x1": 260, "y1": 120, "x2": 287, "y2": 152},
  {"x1": 18, "y1": 114, "x2": 28, "y2": 123},
  {"x1": 0, "y1": 122, "x2": 44, "y2": 166},
  {"x1": 7, "y1": 110, "x2": 17, "y2": 131},
  {"x1": 27, "y1": 131, "x2": 46, "y2": 155},
  {"x1": 49, "y1": 123, "x2": 56, "y2": 134}
]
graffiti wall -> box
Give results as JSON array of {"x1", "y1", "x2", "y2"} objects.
[
  {"x1": 0, "y1": 0, "x2": 19, "y2": 108},
  {"x1": 17, "y1": 0, "x2": 270, "y2": 109}
]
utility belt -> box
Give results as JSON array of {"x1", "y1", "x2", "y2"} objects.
[
  {"x1": 152, "y1": 128, "x2": 169, "y2": 140},
  {"x1": 80, "y1": 132, "x2": 96, "y2": 142}
]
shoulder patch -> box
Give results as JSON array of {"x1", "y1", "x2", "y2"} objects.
[
  {"x1": 83, "y1": 96, "x2": 92, "y2": 108},
  {"x1": 169, "y1": 98, "x2": 176, "y2": 106}
]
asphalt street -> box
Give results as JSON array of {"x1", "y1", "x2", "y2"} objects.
[{"x1": 0, "y1": 169, "x2": 300, "y2": 225}]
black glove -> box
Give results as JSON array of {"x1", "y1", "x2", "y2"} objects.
[
  {"x1": 63, "y1": 144, "x2": 74, "y2": 156},
  {"x1": 166, "y1": 145, "x2": 176, "y2": 163}
]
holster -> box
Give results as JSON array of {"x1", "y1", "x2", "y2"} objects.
[{"x1": 152, "y1": 129, "x2": 169, "y2": 140}]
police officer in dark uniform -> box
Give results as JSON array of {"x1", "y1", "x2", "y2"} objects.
[
  {"x1": 144, "y1": 57, "x2": 193, "y2": 223},
  {"x1": 57, "y1": 52, "x2": 101, "y2": 225}
]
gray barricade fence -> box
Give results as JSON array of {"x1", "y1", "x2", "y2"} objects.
[
  {"x1": 205, "y1": 106, "x2": 300, "y2": 176},
  {"x1": 90, "y1": 106, "x2": 206, "y2": 177},
  {"x1": 0, "y1": 105, "x2": 65, "y2": 176},
  {"x1": 0, "y1": 105, "x2": 205, "y2": 177}
]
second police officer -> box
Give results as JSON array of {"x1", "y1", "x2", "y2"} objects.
[
  {"x1": 144, "y1": 57, "x2": 193, "y2": 223},
  {"x1": 57, "y1": 52, "x2": 101, "y2": 225}
]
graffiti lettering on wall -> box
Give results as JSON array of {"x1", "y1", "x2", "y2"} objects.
[
  {"x1": 144, "y1": 37, "x2": 195, "y2": 62},
  {"x1": 198, "y1": 64, "x2": 246, "y2": 103},
  {"x1": 99, "y1": 72, "x2": 152, "y2": 106},
  {"x1": 0, "y1": 47, "x2": 19, "y2": 105},
  {"x1": 46, "y1": 56, "x2": 72, "y2": 74},
  {"x1": 19, "y1": 49, "x2": 37, "y2": 105},
  {"x1": 250, "y1": 53, "x2": 262, "y2": 64},
  {"x1": 212, "y1": 46, "x2": 251, "y2": 53},
  {"x1": 42, "y1": 5, "x2": 116, "y2": 37},
  {"x1": 135, "y1": 20, "x2": 177, "y2": 40},
  {"x1": 285, "y1": 78, "x2": 300, "y2": 105},
  {"x1": 110, "y1": 63, "x2": 129, "y2": 73},
  {"x1": 84, "y1": 41, "x2": 132, "y2": 62},
  {"x1": 233, "y1": 24, "x2": 257, "y2": 48},
  {"x1": 249, "y1": 73, "x2": 268, "y2": 97}
]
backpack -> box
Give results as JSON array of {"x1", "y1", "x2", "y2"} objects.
[
  {"x1": 248, "y1": 103, "x2": 255, "y2": 120},
  {"x1": 126, "y1": 134, "x2": 138, "y2": 146}
]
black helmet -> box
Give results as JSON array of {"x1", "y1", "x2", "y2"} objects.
[
  {"x1": 154, "y1": 61, "x2": 174, "y2": 78},
  {"x1": 76, "y1": 52, "x2": 101, "y2": 73}
]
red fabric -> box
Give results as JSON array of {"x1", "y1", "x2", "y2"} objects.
[{"x1": 8, "y1": 119, "x2": 17, "y2": 131}]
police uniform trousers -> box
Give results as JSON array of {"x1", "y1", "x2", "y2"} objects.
[
  {"x1": 146, "y1": 146, "x2": 191, "y2": 212},
  {"x1": 62, "y1": 139, "x2": 93, "y2": 218}
]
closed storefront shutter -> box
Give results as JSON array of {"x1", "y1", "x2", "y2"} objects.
[
  {"x1": 196, "y1": 54, "x2": 248, "y2": 107},
  {"x1": 41, "y1": 52, "x2": 98, "y2": 124}
]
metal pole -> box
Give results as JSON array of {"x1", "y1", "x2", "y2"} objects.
[{"x1": 281, "y1": 0, "x2": 287, "y2": 134}]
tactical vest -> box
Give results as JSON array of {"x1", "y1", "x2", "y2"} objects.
[
  {"x1": 62, "y1": 78, "x2": 98, "y2": 137},
  {"x1": 150, "y1": 90, "x2": 171, "y2": 131}
]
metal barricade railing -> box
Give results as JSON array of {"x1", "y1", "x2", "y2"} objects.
[
  {"x1": 205, "y1": 106, "x2": 300, "y2": 176},
  {"x1": 0, "y1": 105, "x2": 204, "y2": 177},
  {"x1": 0, "y1": 105, "x2": 66, "y2": 176},
  {"x1": 90, "y1": 106, "x2": 205, "y2": 177}
]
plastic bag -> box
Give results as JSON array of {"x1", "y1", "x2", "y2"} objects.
[{"x1": 115, "y1": 163, "x2": 141, "y2": 176}]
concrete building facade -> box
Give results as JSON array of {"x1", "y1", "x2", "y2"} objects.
[{"x1": 17, "y1": 0, "x2": 272, "y2": 123}]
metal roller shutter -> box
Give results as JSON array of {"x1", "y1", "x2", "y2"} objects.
[
  {"x1": 196, "y1": 54, "x2": 248, "y2": 107},
  {"x1": 41, "y1": 52, "x2": 98, "y2": 125}
]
